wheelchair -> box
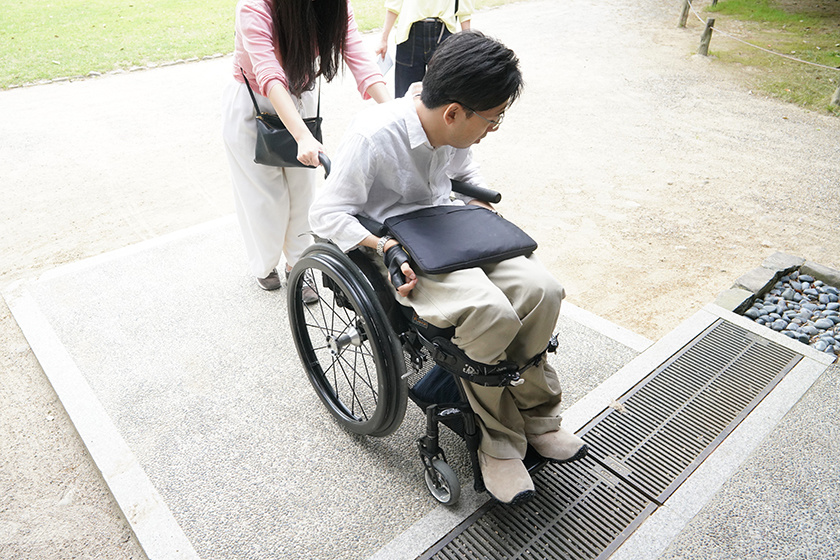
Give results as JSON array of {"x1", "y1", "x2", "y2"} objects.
[{"x1": 286, "y1": 172, "x2": 556, "y2": 505}]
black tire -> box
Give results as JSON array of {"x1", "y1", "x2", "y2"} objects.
[
  {"x1": 287, "y1": 243, "x2": 407, "y2": 437},
  {"x1": 424, "y1": 459, "x2": 461, "y2": 505}
]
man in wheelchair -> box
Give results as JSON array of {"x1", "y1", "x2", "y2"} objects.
[{"x1": 308, "y1": 31, "x2": 587, "y2": 505}]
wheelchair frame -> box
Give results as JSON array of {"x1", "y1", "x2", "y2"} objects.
[{"x1": 286, "y1": 178, "x2": 550, "y2": 505}]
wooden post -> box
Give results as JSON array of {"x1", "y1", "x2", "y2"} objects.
[
  {"x1": 698, "y1": 18, "x2": 715, "y2": 56},
  {"x1": 678, "y1": 0, "x2": 690, "y2": 28},
  {"x1": 831, "y1": 86, "x2": 840, "y2": 107}
]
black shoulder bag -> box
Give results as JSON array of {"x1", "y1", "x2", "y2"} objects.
[{"x1": 240, "y1": 69, "x2": 323, "y2": 168}]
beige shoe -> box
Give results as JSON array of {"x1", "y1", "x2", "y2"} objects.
[
  {"x1": 478, "y1": 450, "x2": 535, "y2": 505},
  {"x1": 527, "y1": 428, "x2": 589, "y2": 463}
]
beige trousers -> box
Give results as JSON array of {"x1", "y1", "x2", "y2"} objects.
[{"x1": 378, "y1": 251, "x2": 567, "y2": 460}]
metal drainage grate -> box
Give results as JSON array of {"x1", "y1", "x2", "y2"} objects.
[
  {"x1": 418, "y1": 455, "x2": 656, "y2": 560},
  {"x1": 417, "y1": 319, "x2": 803, "y2": 559},
  {"x1": 580, "y1": 319, "x2": 801, "y2": 503}
]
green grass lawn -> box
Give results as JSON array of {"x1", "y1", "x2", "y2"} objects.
[
  {"x1": 0, "y1": 0, "x2": 513, "y2": 88},
  {"x1": 4, "y1": 0, "x2": 838, "y2": 115},
  {"x1": 704, "y1": 0, "x2": 840, "y2": 115},
  {"x1": 1, "y1": 0, "x2": 233, "y2": 86}
]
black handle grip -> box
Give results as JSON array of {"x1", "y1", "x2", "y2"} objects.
[
  {"x1": 450, "y1": 179, "x2": 502, "y2": 204},
  {"x1": 318, "y1": 153, "x2": 331, "y2": 178}
]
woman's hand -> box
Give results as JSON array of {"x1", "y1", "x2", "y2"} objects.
[
  {"x1": 467, "y1": 198, "x2": 496, "y2": 212},
  {"x1": 267, "y1": 83, "x2": 325, "y2": 167},
  {"x1": 296, "y1": 134, "x2": 324, "y2": 168},
  {"x1": 375, "y1": 36, "x2": 388, "y2": 59}
]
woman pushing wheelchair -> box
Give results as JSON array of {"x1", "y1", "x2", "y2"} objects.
[{"x1": 308, "y1": 31, "x2": 587, "y2": 505}]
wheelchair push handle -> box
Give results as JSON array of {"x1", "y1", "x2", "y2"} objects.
[
  {"x1": 450, "y1": 179, "x2": 502, "y2": 204},
  {"x1": 318, "y1": 152, "x2": 331, "y2": 178},
  {"x1": 316, "y1": 156, "x2": 496, "y2": 206}
]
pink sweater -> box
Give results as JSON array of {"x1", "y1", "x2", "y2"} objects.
[{"x1": 233, "y1": 0, "x2": 384, "y2": 100}]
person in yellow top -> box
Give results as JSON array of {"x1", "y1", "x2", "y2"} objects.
[{"x1": 375, "y1": 0, "x2": 473, "y2": 97}]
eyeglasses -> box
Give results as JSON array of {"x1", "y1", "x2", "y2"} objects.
[{"x1": 459, "y1": 103, "x2": 504, "y2": 131}]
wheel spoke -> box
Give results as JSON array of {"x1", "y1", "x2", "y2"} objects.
[
  {"x1": 334, "y1": 354, "x2": 369, "y2": 420},
  {"x1": 289, "y1": 252, "x2": 406, "y2": 437},
  {"x1": 314, "y1": 336, "x2": 378, "y2": 421},
  {"x1": 336, "y1": 345, "x2": 377, "y2": 393}
]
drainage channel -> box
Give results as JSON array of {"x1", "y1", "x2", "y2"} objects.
[{"x1": 417, "y1": 319, "x2": 802, "y2": 560}]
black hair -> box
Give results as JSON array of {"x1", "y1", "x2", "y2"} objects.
[
  {"x1": 273, "y1": 0, "x2": 348, "y2": 96},
  {"x1": 421, "y1": 31, "x2": 523, "y2": 112}
]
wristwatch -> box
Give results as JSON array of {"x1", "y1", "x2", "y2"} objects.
[{"x1": 376, "y1": 235, "x2": 393, "y2": 257}]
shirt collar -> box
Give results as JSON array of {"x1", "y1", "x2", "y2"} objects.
[{"x1": 405, "y1": 96, "x2": 432, "y2": 150}]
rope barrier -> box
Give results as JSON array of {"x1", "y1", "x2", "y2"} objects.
[{"x1": 685, "y1": 0, "x2": 840, "y2": 73}]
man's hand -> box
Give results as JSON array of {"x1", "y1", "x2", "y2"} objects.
[
  {"x1": 383, "y1": 244, "x2": 417, "y2": 296},
  {"x1": 467, "y1": 198, "x2": 495, "y2": 212}
]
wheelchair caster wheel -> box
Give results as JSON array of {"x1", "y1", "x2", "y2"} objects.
[{"x1": 424, "y1": 459, "x2": 461, "y2": 505}]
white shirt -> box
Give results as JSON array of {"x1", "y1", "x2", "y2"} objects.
[{"x1": 309, "y1": 96, "x2": 486, "y2": 252}]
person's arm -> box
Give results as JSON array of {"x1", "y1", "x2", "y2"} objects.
[
  {"x1": 447, "y1": 147, "x2": 489, "y2": 205},
  {"x1": 267, "y1": 83, "x2": 323, "y2": 167},
  {"x1": 376, "y1": 10, "x2": 399, "y2": 59},
  {"x1": 310, "y1": 134, "x2": 380, "y2": 251},
  {"x1": 365, "y1": 82, "x2": 391, "y2": 104},
  {"x1": 238, "y1": 1, "x2": 324, "y2": 167},
  {"x1": 458, "y1": 0, "x2": 474, "y2": 30},
  {"x1": 342, "y1": 3, "x2": 390, "y2": 101}
]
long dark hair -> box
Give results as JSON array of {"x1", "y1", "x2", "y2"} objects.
[{"x1": 272, "y1": 0, "x2": 348, "y2": 96}]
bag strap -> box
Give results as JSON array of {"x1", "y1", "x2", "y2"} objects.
[
  {"x1": 240, "y1": 67, "x2": 321, "y2": 119},
  {"x1": 240, "y1": 67, "x2": 262, "y2": 115},
  {"x1": 315, "y1": 78, "x2": 321, "y2": 119}
]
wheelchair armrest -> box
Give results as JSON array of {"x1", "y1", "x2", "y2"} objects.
[
  {"x1": 356, "y1": 215, "x2": 388, "y2": 237},
  {"x1": 450, "y1": 179, "x2": 502, "y2": 204},
  {"x1": 354, "y1": 180, "x2": 499, "y2": 239}
]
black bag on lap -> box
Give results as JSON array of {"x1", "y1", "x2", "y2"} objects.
[{"x1": 384, "y1": 204, "x2": 537, "y2": 275}]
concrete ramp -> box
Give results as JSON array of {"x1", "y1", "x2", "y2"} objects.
[{"x1": 4, "y1": 216, "x2": 644, "y2": 560}]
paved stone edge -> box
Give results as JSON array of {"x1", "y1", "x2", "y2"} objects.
[
  {"x1": 561, "y1": 302, "x2": 654, "y2": 353},
  {"x1": 3, "y1": 285, "x2": 200, "y2": 560},
  {"x1": 716, "y1": 251, "x2": 840, "y2": 315},
  {"x1": 4, "y1": 53, "x2": 229, "y2": 90}
]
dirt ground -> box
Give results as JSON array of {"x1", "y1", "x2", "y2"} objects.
[{"x1": 1, "y1": 0, "x2": 838, "y2": 557}]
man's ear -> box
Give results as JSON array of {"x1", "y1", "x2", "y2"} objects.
[{"x1": 442, "y1": 103, "x2": 462, "y2": 125}]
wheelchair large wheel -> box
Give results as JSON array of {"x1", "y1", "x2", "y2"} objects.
[{"x1": 287, "y1": 243, "x2": 407, "y2": 437}]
